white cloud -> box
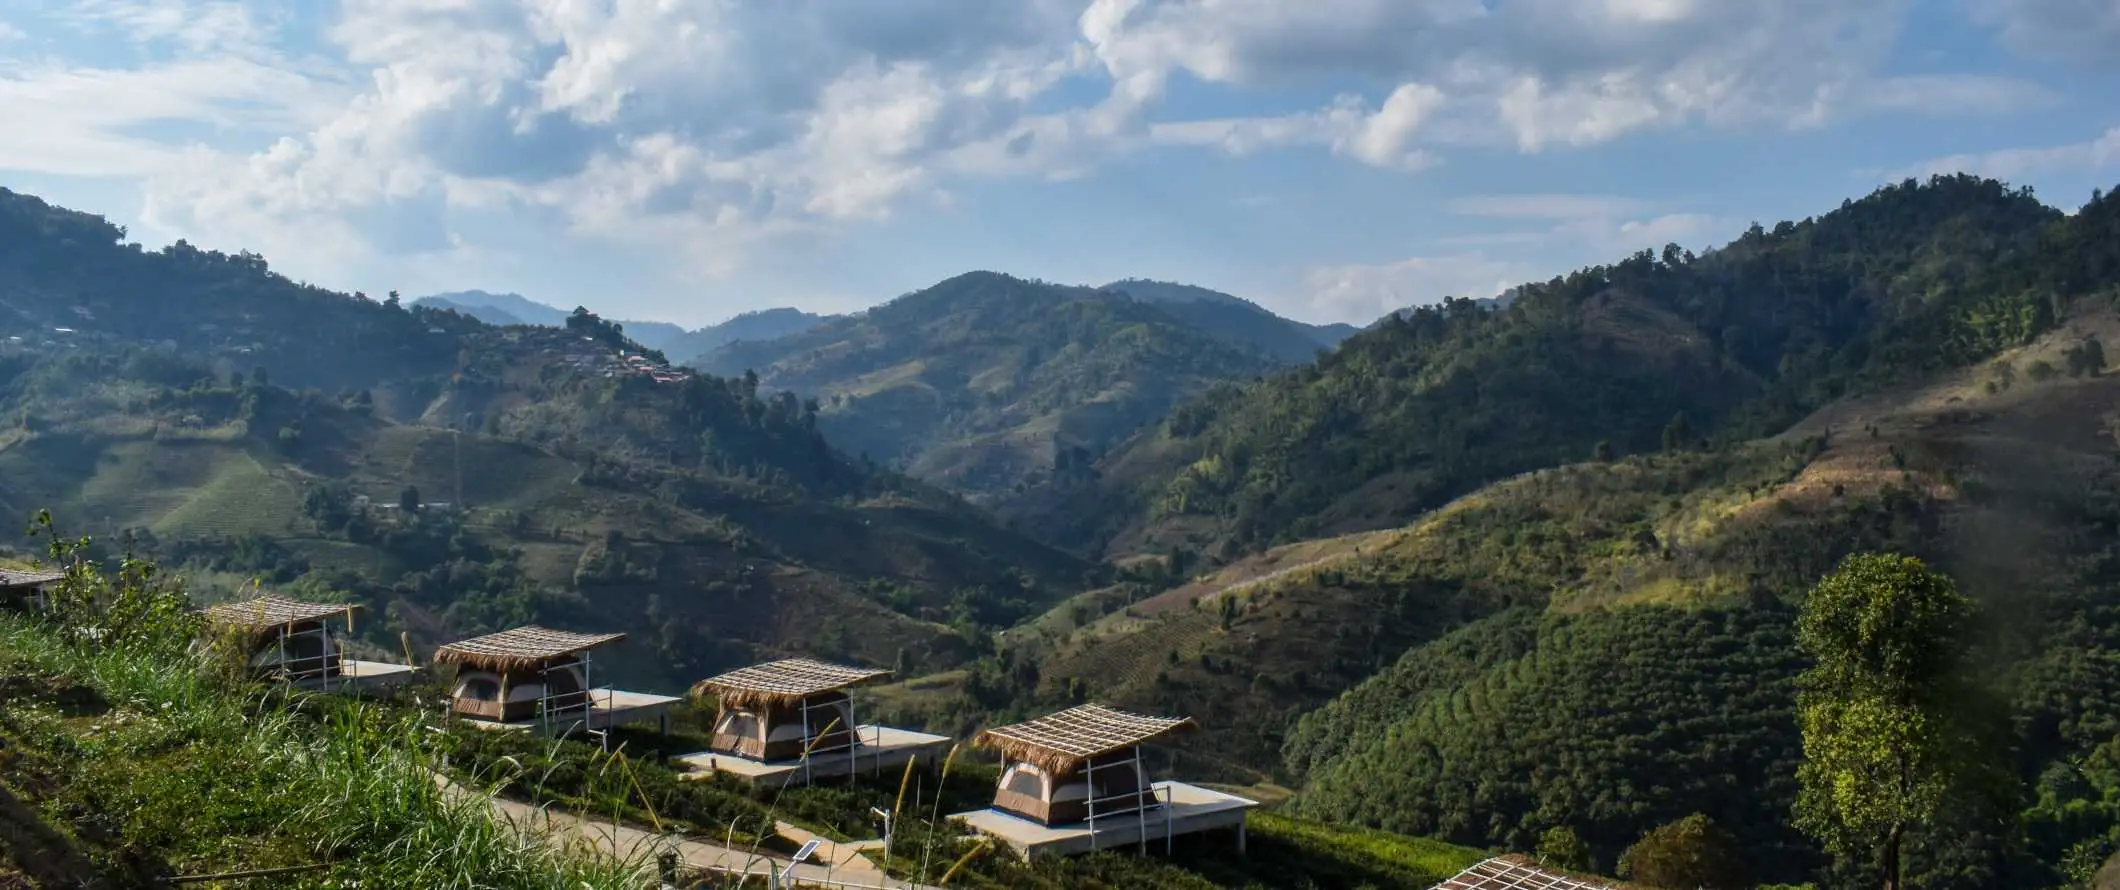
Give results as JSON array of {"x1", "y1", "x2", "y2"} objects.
[
  {"x1": 0, "y1": 57, "x2": 323, "y2": 177},
  {"x1": 1448, "y1": 194, "x2": 1652, "y2": 220},
  {"x1": 1146, "y1": 85, "x2": 1443, "y2": 169},
  {"x1": 0, "y1": 0, "x2": 2084, "y2": 303},
  {"x1": 1973, "y1": 0, "x2": 2120, "y2": 67},
  {"x1": 1901, "y1": 125, "x2": 2120, "y2": 180},
  {"x1": 1858, "y1": 74, "x2": 2060, "y2": 115},
  {"x1": 0, "y1": 21, "x2": 23, "y2": 42},
  {"x1": 1303, "y1": 252, "x2": 1533, "y2": 320},
  {"x1": 1087, "y1": 0, "x2": 1920, "y2": 151},
  {"x1": 1298, "y1": 206, "x2": 1732, "y2": 320}
]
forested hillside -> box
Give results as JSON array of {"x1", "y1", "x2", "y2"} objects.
[
  {"x1": 0, "y1": 188, "x2": 472, "y2": 394},
  {"x1": 410, "y1": 291, "x2": 831, "y2": 361},
  {"x1": 1014, "y1": 176, "x2": 2097, "y2": 560},
  {"x1": 691, "y1": 272, "x2": 1293, "y2": 501},
  {"x1": 1097, "y1": 279, "x2": 1357, "y2": 362},
  {"x1": 865, "y1": 177, "x2": 2120, "y2": 890},
  {"x1": 0, "y1": 192, "x2": 1095, "y2": 693}
]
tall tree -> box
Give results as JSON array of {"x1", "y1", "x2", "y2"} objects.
[{"x1": 1794, "y1": 553, "x2": 1976, "y2": 890}]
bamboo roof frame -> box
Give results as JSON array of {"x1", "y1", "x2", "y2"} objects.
[
  {"x1": 0, "y1": 568, "x2": 65, "y2": 590},
  {"x1": 690, "y1": 657, "x2": 892, "y2": 708},
  {"x1": 1433, "y1": 857, "x2": 1620, "y2": 890},
  {"x1": 202, "y1": 594, "x2": 362, "y2": 632},
  {"x1": 432, "y1": 625, "x2": 625, "y2": 673},
  {"x1": 976, "y1": 703, "x2": 1197, "y2": 774}
]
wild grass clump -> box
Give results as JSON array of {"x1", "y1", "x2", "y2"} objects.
[{"x1": 0, "y1": 518, "x2": 648, "y2": 888}]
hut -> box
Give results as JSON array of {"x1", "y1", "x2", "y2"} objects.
[
  {"x1": 675, "y1": 658, "x2": 951, "y2": 786},
  {"x1": 200, "y1": 594, "x2": 416, "y2": 693},
  {"x1": 951, "y1": 703, "x2": 1258, "y2": 859},
  {"x1": 433, "y1": 625, "x2": 679, "y2": 736},
  {"x1": 0, "y1": 568, "x2": 64, "y2": 611}
]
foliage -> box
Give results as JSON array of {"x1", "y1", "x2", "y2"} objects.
[
  {"x1": 1023, "y1": 175, "x2": 2104, "y2": 558},
  {"x1": 1616, "y1": 813, "x2": 1748, "y2": 890},
  {"x1": 1287, "y1": 605, "x2": 1816, "y2": 880},
  {"x1": 0, "y1": 568, "x2": 639, "y2": 887},
  {"x1": 1538, "y1": 826, "x2": 1595, "y2": 873},
  {"x1": 1794, "y1": 554, "x2": 1978, "y2": 888},
  {"x1": 694, "y1": 271, "x2": 1289, "y2": 501}
]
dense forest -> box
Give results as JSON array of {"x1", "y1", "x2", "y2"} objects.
[
  {"x1": 1013, "y1": 176, "x2": 2113, "y2": 561},
  {"x1": 691, "y1": 271, "x2": 1299, "y2": 500}
]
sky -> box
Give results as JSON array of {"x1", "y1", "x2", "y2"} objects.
[{"x1": 2, "y1": 1, "x2": 2117, "y2": 328}]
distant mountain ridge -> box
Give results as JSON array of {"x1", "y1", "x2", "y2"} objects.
[
  {"x1": 690, "y1": 271, "x2": 1296, "y2": 501},
  {"x1": 410, "y1": 291, "x2": 830, "y2": 358},
  {"x1": 1096, "y1": 279, "x2": 1357, "y2": 362}
]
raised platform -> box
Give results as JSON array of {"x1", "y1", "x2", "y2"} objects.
[
  {"x1": 458, "y1": 688, "x2": 683, "y2": 735},
  {"x1": 296, "y1": 659, "x2": 418, "y2": 694},
  {"x1": 674, "y1": 725, "x2": 953, "y2": 788},
  {"x1": 950, "y1": 781, "x2": 1258, "y2": 860}
]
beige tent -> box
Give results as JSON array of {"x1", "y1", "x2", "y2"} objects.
[
  {"x1": 0, "y1": 568, "x2": 65, "y2": 611},
  {"x1": 691, "y1": 658, "x2": 891, "y2": 762},
  {"x1": 975, "y1": 704, "x2": 1196, "y2": 827},
  {"x1": 203, "y1": 594, "x2": 365, "y2": 681},
  {"x1": 434, "y1": 625, "x2": 624, "y2": 723}
]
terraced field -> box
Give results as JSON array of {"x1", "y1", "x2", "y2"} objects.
[{"x1": 151, "y1": 451, "x2": 304, "y2": 538}]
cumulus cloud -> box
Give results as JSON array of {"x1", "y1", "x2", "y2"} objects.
[
  {"x1": 1303, "y1": 252, "x2": 1533, "y2": 321},
  {"x1": 1147, "y1": 84, "x2": 1444, "y2": 169},
  {"x1": 0, "y1": 0, "x2": 2080, "y2": 296},
  {"x1": 1973, "y1": 0, "x2": 2120, "y2": 67},
  {"x1": 1294, "y1": 198, "x2": 1732, "y2": 320},
  {"x1": 1900, "y1": 125, "x2": 2120, "y2": 181}
]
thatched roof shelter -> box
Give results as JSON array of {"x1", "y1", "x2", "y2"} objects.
[
  {"x1": 0, "y1": 568, "x2": 65, "y2": 590},
  {"x1": 433, "y1": 625, "x2": 625, "y2": 673},
  {"x1": 203, "y1": 594, "x2": 362, "y2": 633},
  {"x1": 977, "y1": 704, "x2": 1196, "y2": 774},
  {"x1": 691, "y1": 658, "x2": 891, "y2": 708},
  {"x1": 202, "y1": 593, "x2": 360, "y2": 627}
]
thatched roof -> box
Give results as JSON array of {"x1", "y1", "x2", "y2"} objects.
[
  {"x1": 433, "y1": 625, "x2": 625, "y2": 672},
  {"x1": 0, "y1": 568, "x2": 64, "y2": 591},
  {"x1": 1433, "y1": 857, "x2": 1619, "y2": 890},
  {"x1": 691, "y1": 658, "x2": 890, "y2": 707},
  {"x1": 202, "y1": 594, "x2": 361, "y2": 632},
  {"x1": 976, "y1": 704, "x2": 1196, "y2": 774}
]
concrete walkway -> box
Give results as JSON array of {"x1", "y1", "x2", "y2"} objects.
[{"x1": 444, "y1": 774, "x2": 940, "y2": 889}]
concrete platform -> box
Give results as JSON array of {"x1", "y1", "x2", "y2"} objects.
[
  {"x1": 459, "y1": 688, "x2": 683, "y2": 735},
  {"x1": 950, "y1": 781, "x2": 1257, "y2": 860},
  {"x1": 674, "y1": 725, "x2": 953, "y2": 788},
  {"x1": 296, "y1": 659, "x2": 418, "y2": 695}
]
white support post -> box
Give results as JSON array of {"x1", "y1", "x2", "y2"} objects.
[{"x1": 1132, "y1": 746, "x2": 1148, "y2": 855}]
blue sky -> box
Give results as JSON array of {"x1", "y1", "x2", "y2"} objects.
[{"x1": 2, "y1": 1, "x2": 2117, "y2": 327}]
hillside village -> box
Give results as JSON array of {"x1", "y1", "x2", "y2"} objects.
[{"x1": 492, "y1": 325, "x2": 695, "y2": 384}]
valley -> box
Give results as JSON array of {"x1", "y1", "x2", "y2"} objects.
[{"x1": 0, "y1": 174, "x2": 2118, "y2": 888}]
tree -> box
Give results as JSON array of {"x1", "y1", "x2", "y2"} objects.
[
  {"x1": 398, "y1": 485, "x2": 421, "y2": 514},
  {"x1": 1592, "y1": 440, "x2": 1615, "y2": 463},
  {"x1": 1662, "y1": 411, "x2": 1695, "y2": 453},
  {"x1": 1536, "y1": 825, "x2": 1594, "y2": 873},
  {"x1": 250, "y1": 366, "x2": 269, "y2": 387},
  {"x1": 1618, "y1": 813, "x2": 1747, "y2": 890},
  {"x1": 1794, "y1": 553, "x2": 1976, "y2": 890}
]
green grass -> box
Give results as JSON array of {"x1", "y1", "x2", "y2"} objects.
[
  {"x1": 1245, "y1": 812, "x2": 1486, "y2": 885},
  {"x1": 0, "y1": 614, "x2": 647, "y2": 888},
  {"x1": 151, "y1": 451, "x2": 303, "y2": 538}
]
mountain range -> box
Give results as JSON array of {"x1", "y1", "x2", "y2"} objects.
[
  {"x1": 412, "y1": 290, "x2": 831, "y2": 361},
  {"x1": 688, "y1": 273, "x2": 1354, "y2": 502},
  {"x1": 4, "y1": 174, "x2": 2120, "y2": 888}
]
